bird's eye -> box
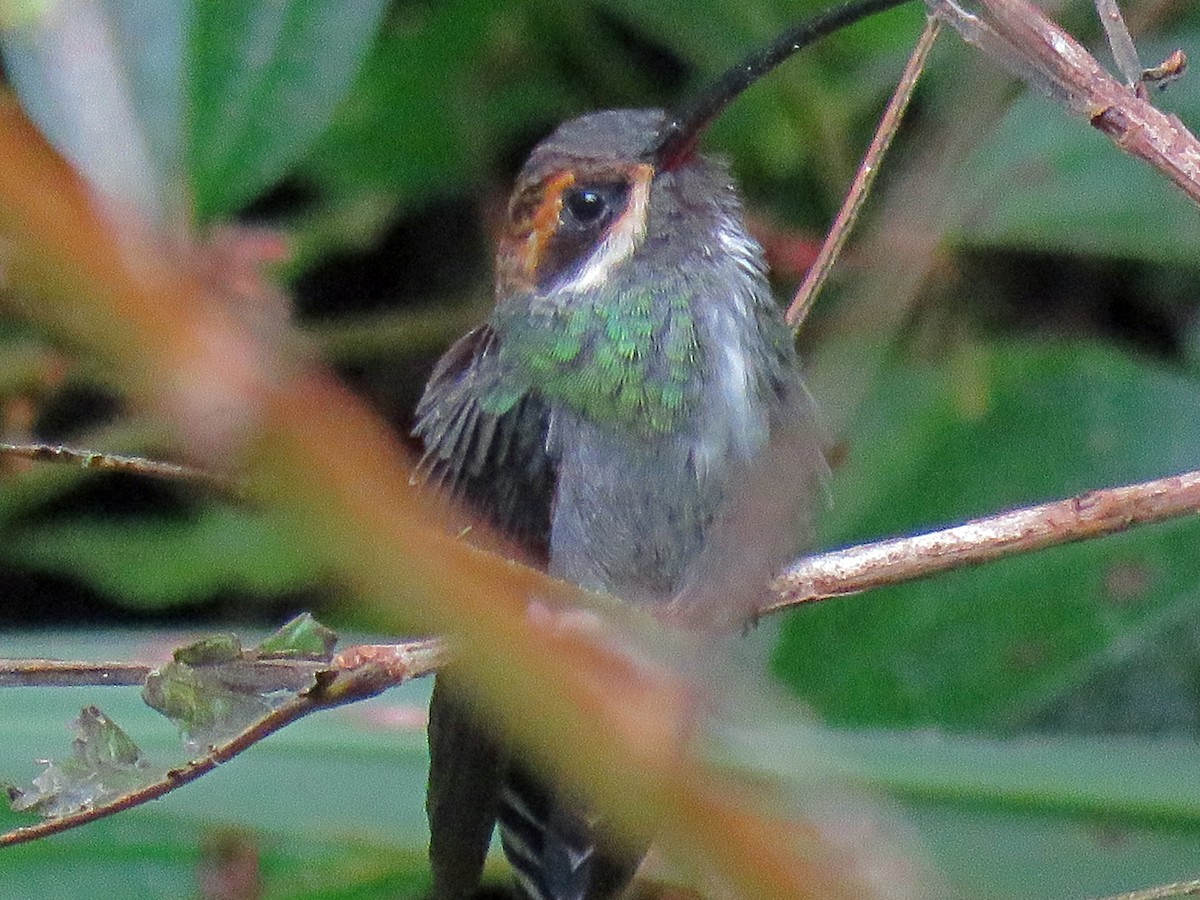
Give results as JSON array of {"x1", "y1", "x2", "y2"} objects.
[{"x1": 562, "y1": 188, "x2": 609, "y2": 227}]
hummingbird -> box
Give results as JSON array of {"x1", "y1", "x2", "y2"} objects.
[{"x1": 413, "y1": 1, "x2": 909, "y2": 897}]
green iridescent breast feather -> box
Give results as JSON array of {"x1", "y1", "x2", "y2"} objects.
[{"x1": 486, "y1": 285, "x2": 703, "y2": 435}]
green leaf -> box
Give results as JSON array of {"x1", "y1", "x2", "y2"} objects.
[
  {"x1": 7, "y1": 633, "x2": 1200, "y2": 898},
  {"x1": 7, "y1": 705, "x2": 163, "y2": 818},
  {"x1": 174, "y1": 633, "x2": 244, "y2": 666},
  {"x1": 1, "y1": 631, "x2": 436, "y2": 896},
  {"x1": 187, "y1": 0, "x2": 390, "y2": 220},
  {"x1": 775, "y1": 341, "x2": 1200, "y2": 729},
  {"x1": 257, "y1": 613, "x2": 338, "y2": 660},
  {"x1": 143, "y1": 659, "x2": 279, "y2": 752},
  {"x1": 73, "y1": 706, "x2": 144, "y2": 769},
  {"x1": 298, "y1": 0, "x2": 493, "y2": 207}
]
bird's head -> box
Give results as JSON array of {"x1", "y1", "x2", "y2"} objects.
[
  {"x1": 495, "y1": 108, "x2": 742, "y2": 299},
  {"x1": 492, "y1": 0, "x2": 908, "y2": 300}
]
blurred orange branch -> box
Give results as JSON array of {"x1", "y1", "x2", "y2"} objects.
[{"x1": 11, "y1": 2, "x2": 1193, "y2": 887}]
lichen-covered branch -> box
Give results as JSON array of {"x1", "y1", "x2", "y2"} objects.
[{"x1": 766, "y1": 468, "x2": 1200, "y2": 614}]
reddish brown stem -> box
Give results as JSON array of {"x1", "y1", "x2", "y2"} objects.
[{"x1": 786, "y1": 17, "x2": 941, "y2": 328}]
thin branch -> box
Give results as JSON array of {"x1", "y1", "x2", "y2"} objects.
[
  {"x1": 0, "y1": 0, "x2": 1194, "y2": 641},
  {"x1": 2, "y1": 2, "x2": 1198, "y2": 890},
  {"x1": 785, "y1": 16, "x2": 941, "y2": 328},
  {"x1": 0, "y1": 639, "x2": 446, "y2": 848},
  {"x1": 2, "y1": 698, "x2": 313, "y2": 848},
  {"x1": 0, "y1": 656, "x2": 336, "y2": 689},
  {"x1": 7, "y1": 467, "x2": 1200, "y2": 851},
  {"x1": 766, "y1": 468, "x2": 1200, "y2": 614},
  {"x1": 0, "y1": 659, "x2": 153, "y2": 687},
  {"x1": 10, "y1": 461, "x2": 1200, "y2": 687},
  {"x1": 0, "y1": 642, "x2": 442, "y2": 690},
  {"x1": 6, "y1": 459, "x2": 1200, "y2": 681},
  {"x1": 928, "y1": 0, "x2": 1200, "y2": 206},
  {"x1": 0, "y1": 441, "x2": 227, "y2": 490}
]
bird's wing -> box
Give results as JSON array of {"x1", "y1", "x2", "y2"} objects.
[
  {"x1": 414, "y1": 323, "x2": 560, "y2": 899},
  {"x1": 414, "y1": 323, "x2": 557, "y2": 553}
]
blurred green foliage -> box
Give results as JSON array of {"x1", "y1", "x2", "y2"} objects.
[
  {"x1": 188, "y1": 0, "x2": 391, "y2": 219},
  {"x1": 779, "y1": 341, "x2": 1200, "y2": 730},
  {"x1": 4, "y1": 0, "x2": 1200, "y2": 896}
]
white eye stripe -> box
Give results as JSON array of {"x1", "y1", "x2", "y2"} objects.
[{"x1": 555, "y1": 172, "x2": 652, "y2": 294}]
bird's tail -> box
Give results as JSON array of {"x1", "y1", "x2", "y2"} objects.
[{"x1": 499, "y1": 764, "x2": 646, "y2": 900}]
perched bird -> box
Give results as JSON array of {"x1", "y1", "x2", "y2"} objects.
[{"x1": 413, "y1": 2, "x2": 905, "y2": 896}]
